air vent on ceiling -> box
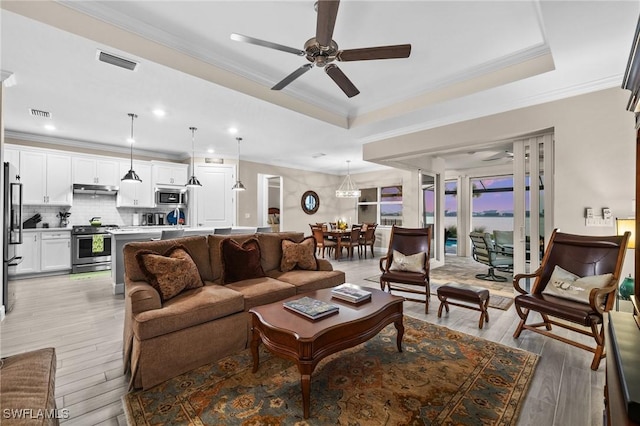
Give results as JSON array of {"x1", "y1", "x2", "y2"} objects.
[
  {"x1": 205, "y1": 158, "x2": 224, "y2": 164},
  {"x1": 29, "y1": 109, "x2": 51, "y2": 119},
  {"x1": 311, "y1": 153, "x2": 326, "y2": 159},
  {"x1": 97, "y1": 50, "x2": 138, "y2": 71}
]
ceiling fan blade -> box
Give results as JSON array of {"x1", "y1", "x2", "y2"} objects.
[
  {"x1": 337, "y1": 44, "x2": 412, "y2": 62},
  {"x1": 325, "y1": 64, "x2": 360, "y2": 98},
  {"x1": 271, "y1": 63, "x2": 314, "y2": 90},
  {"x1": 316, "y1": 0, "x2": 340, "y2": 47},
  {"x1": 230, "y1": 33, "x2": 305, "y2": 56}
]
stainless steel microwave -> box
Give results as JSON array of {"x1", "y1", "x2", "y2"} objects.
[{"x1": 155, "y1": 188, "x2": 187, "y2": 207}]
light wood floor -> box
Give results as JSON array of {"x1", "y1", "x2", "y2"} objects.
[{"x1": 1, "y1": 251, "x2": 607, "y2": 425}]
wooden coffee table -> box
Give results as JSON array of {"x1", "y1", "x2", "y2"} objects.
[{"x1": 249, "y1": 287, "x2": 404, "y2": 418}]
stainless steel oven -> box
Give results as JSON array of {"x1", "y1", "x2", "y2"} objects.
[{"x1": 71, "y1": 225, "x2": 116, "y2": 273}]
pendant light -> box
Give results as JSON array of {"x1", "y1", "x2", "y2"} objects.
[
  {"x1": 232, "y1": 137, "x2": 246, "y2": 191},
  {"x1": 121, "y1": 113, "x2": 142, "y2": 183},
  {"x1": 185, "y1": 126, "x2": 202, "y2": 187},
  {"x1": 335, "y1": 160, "x2": 360, "y2": 198}
]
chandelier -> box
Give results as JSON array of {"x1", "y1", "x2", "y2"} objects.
[{"x1": 335, "y1": 160, "x2": 360, "y2": 198}]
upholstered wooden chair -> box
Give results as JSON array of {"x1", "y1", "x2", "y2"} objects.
[
  {"x1": 359, "y1": 223, "x2": 377, "y2": 258},
  {"x1": 513, "y1": 229, "x2": 629, "y2": 370},
  {"x1": 311, "y1": 227, "x2": 336, "y2": 258},
  {"x1": 379, "y1": 225, "x2": 432, "y2": 313},
  {"x1": 340, "y1": 226, "x2": 362, "y2": 259},
  {"x1": 469, "y1": 232, "x2": 513, "y2": 282}
]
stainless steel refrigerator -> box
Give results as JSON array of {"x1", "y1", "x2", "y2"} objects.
[{"x1": 3, "y1": 161, "x2": 22, "y2": 314}]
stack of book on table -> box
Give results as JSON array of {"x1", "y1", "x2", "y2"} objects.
[
  {"x1": 283, "y1": 297, "x2": 339, "y2": 320},
  {"x1": 331, "y1": 283, "x2": 372, "y2": 303}
]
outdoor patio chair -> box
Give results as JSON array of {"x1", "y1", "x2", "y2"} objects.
[
  {"x1": 469, "y1": 232, "x2": 513, "y2": 282},
  {"x1": 512, "y1": 229, "x2": 629, "y2": 370},
  {"x1": 379, "y1": 225, "x2": 432, "y2": 313}
]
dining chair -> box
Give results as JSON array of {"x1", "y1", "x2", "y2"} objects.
[
  {"x1": 340, "y1": 226, "x2": 362, "y2": 259},
  {"x1": 311, "y1": 227, "x2": 336, "y2": 258},
  {"x1": 359, "y1": 224, "x2": 377, "y2": 258}
]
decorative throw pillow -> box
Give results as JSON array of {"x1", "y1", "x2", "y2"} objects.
[
  {"x1": 280, "y1": 237, "x2": 318, "y2": 272},
  {"x1": 542, "y1": 265, "x2": 613, "y2": 304},
  {"x1": 220, "y1": 238, "x2": 266, "y2": 284},
  {"x1": 136, "y1": 245, "x2": 204, "y2": 302},
  {"x1": 389, "y1": 250, "x2": 426, "y2": 273}
]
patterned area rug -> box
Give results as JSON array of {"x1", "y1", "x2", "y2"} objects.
[{"x1": 123, "y1": 317, "x2": 537, "y2": 425}]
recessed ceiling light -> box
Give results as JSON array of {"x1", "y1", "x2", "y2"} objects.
[
  {"x1": 228, "y1": 127, "x2": 238, "y2": 134},
  {"x1": 44, "y1": 124, "x2": 56, "y2": 131},
  {"x1": 153, "y1": 109, "x2": 166, "y2": 117},
  {"x1": 207, "y1": 148, "x2": 215, "y2": 153}
]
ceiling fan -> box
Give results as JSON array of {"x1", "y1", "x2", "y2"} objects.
[{"x1": 230, "y1": 0, "x2": 411, "y2": 98}]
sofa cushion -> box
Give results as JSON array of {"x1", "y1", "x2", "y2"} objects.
[
  {"x1": 132, "y1": 284, "x2": 245, "y2": 340},
  {"x1": 0, "y1": 347, "x2": 57, "y2": 426},
  {"x1": 280, "y1": 237, "x2": 318, "y2": 272},
  {"x1": 220, "y1": 237, "x2": 266, "y2": 284},
  {"x1": 124, "y1": 236, "x2": 213, "y2": 282},
  {"x1": 136, "y1": 245, "x2": 204, "y2": 302},
  {"x1": 257, "y1": 232, "x2": 304, "y2": 272},
  {"x1": 267, "y1": 269, "x2": 346, "y2": 293},
  {"x1": 224, "y1": 276, "x2": 296, "y2": 310},
  {"x1": 208, "y1": 234, "x2": 256, "y2": 283}
]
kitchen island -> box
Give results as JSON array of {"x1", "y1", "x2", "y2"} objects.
[{"x1": 109, "y1": 226, "x2": 257, "y2": 294}]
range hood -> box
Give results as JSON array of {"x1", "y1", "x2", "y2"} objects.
[{"x1": 73, "y1": 183, "x2": 119, "y2": 195}]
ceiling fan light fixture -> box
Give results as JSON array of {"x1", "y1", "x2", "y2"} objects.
[
  {"x1": 232, "y1": 137, "x2": 246, "y2": 191},
  {"x1": 185, "y1": 126, "x2": 202, "y2": 188},
  {"x1": 121, "y1": 113, "x2": 142, "y2": 183},
  {"x1": 336, "y1": 160, "x2": 360, "y2": 198}
]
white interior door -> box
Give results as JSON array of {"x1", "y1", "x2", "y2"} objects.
[{"x1": 194, "y1": 164, "x2": 234, "y2": 228}]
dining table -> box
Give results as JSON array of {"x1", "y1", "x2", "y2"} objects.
[{"x1": 322, "y1": 228, "x2": 364, "y2": 260}]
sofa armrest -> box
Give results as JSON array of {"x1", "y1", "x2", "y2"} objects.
[
  {"x1": 125, "y1": 278, "x2": 162, "y2": 314},
  {"x1": 317, "y1": 259, "x2": 333, "y2": 271}
]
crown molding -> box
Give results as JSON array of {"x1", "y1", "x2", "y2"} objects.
[{"x1": 4, "y1": 130, "x2": 187, "y2": 161}]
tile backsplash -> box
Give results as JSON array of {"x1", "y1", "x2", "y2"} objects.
[{"x1": 23, "y1": 194, "x2": 185, "y2": 228}]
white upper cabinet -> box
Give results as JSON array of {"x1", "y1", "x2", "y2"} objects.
[
  {"x1": 152, "y1": 161, "x2": 189, "y2": 187},
  {"x1": 117, "y1": 161, "x2": 153, "y2": 207},
  {"x1": 72, "y1": 157, "x2": 119, "y2": 186},
  {"x1": 20, "y1": 151, "x2": 72, "y2": 206},
  {"x1": 4, "y1": 148, "x2": 20, "y2": 172}
]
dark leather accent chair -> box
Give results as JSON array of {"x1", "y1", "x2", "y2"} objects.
[
  {"x1": 469, "y1": 232, "x2": 514, "y2": 282},
  {"x1": 513, "y1": 229, "x2": 630, "y2": 370},
  {"x1": 379, "y1": 225, "x2": 432, "y2": 313}
]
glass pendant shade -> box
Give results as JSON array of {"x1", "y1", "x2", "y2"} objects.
[
  {"x1": 232, "y1": 137, "x2": 246, "y2": 191},
  {"x1": 335, "y1": 160, "x2": 360, "y2": 198},
  {"x1": 185, "y1": 126, "x2": 202, "y2": 187},
  {"x1": 122, "y1": 113, "x2": 142, "y2": 183}
]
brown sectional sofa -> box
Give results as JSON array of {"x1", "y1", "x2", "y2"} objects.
[{"x1": 122, "y1": 231, "x2": 345, "y2": 389}]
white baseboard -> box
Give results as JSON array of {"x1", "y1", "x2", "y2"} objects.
[
  {"x1": 0, "y1": 305, "x2": 5, "y2": 322},
  {"x1": 113, "y1": 282, "x2": 124, "y2": 295}
]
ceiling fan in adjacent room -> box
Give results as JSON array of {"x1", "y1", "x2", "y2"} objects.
[{"x1": 230, "y1": 0, "x2": 411, "y2": 98}]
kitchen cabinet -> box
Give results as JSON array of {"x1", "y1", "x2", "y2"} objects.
[
  {"x1": 72, "y1": 157, "x2": 119, "y2": 186},
  {"x1": 10, "y1": 231, "x2": 71, "y2": 275},
  {"x1": 4, "y1": 148, "x2": 20, "y2": 172},
  {"x1": 152, "y1": 162, "x2": 189, "y2": 186},
  {"x1": 20, "y1": 151, "x2": 72, "y2": 205},
  {"x1": 13, "y1": 233, "x2": 40, "y2": 275},
  {"x1": 117, "y1": 161, "x2": 153, "y2": 207},
  {"x1": 40, "y1": 231, "x2": 71, "y2": 272}
]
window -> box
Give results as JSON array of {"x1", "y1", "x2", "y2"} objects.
[{"x1": 357, "y1": 185, "x2": 403, "y2": 226}]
